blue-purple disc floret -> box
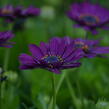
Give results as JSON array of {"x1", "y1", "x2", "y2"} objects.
[
  {"x1": 19, "y1": 37, "x2": 84, "y2": 74},
  {"x1": 67, "y1": 2, "x2": 109, "y2": 34},
  {"x1": 0, "y1": 31, "x2": 15, "y2": 48}
]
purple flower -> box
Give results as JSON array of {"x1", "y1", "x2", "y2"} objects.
[
  {"x1": 14, "y1": 6, "x2": 40, "y2": 18},
  {"x1": 67, "y1": 2, "x2": 109, "y2": 34},
  {"x1": 0, "y1": 31, "x2": 15, "y2": 48},
  {"x1": 0, "y1": 5, "x2": 40, "y2": 23},
  {"x1": 73, "y1": 38, "x2": 109, "y2": 58},
  {"x1": 0, "y1": 5, "x2": 15, "y2": 22},
  {"x1": 21, "y1": 6, "x2": 40, "y2": 17},
  {"x1": 19, "y1": 37, "x2": 83, "y2": 74}
]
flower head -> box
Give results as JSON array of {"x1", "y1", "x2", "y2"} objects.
[
  {"x1": 0, "y1": 5, "x2": 40, "y2": 23},
  {"x1": 0, "y1": 5, "x2": 15, "y2": 22},
  {"x1": 67, "y1": 2, "x2": 109, "y2": 34},
  {"x1": 0, "y1": 31, "x2": 15, "y2": 48},
  {"x1": 73, "y1": 38, "x2": 109, "y2": 58},
  {"x1": 14, "y1": 6, "x2": 40, "y2": 18},
  {"x1": 19, "y1": 37, "x2": 83, "y2": 74}
]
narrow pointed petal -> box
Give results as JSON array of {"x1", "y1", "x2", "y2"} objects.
[
  {"x1": 19, "y1": 53, "x2": 34, "y2": 64},
  {"x1": 93, "y1": 47, "x2": 109, "y2": 54},
  {"x1": 29, "y1": 44, "x2": 44, "y2": 59},
  {"x1": 61, "y1": 63, "x2": 81, "y2": 69},
  {"x1": 50, "y1": 69, "x2": 62, "y2": 74},
  {"x1": 49, "y1": 37, "x2": 60, "y2": 55},
  {"x1": 39, "y1": 42, "x2": 48, "y2": 55},
  {"x1": 19, "y1": 53, "x2": 38, "y2": 69}
]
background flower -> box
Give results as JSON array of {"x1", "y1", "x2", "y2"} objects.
[
  {"x1": 0, "y1": 31, "x2": 15, "y2": 47},
  {"x1": 67, "y1": 2, "x2": 109, "y2": 34},
  {"x1": 0, "y1": 5, "x2": 15, "y2": 22},
  {"x1": 73, "y1": 38, "x2": 109, "y2": 58}
]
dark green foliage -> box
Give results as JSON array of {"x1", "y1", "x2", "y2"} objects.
[{"x1": 0, "y1": 0, "x2": 109, "y2": 109}]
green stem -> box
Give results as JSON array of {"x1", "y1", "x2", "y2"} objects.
[
  {"x1": 0, "y1": 82, "x2": 2, "y2": 109},
  {"x1": 52, "y1": 73, "x2": 56, "y2": 109},
  {"x1": 65, "y1": 75, "x2": 80, "y2": 109},
  {"x1": 22, "y1": 103, "x2": 28, "y2": 109},
  {"x1": 3, "y1": 48, "x2": 10, "y2": 71},
  {"x1": 48, "y1": 71, "x2": 66, "y2": 109},
  {"x1": 76, "y1": 80, "x2": 85, "y2": 109}
]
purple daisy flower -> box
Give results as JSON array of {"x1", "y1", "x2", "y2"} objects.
[
  {"x1": 73, "y1": 38, "x2": 109, "y2": 58},
  {"x1": 14, "y1": 6, "x2": 40, "y2": 18},
  {"x1": 21, "y1": 6, "x2": 40, "y2": 17},
  {"x1": 0, "y1": 5, "x2": 15, "y2": 22},
  {"x1": 67, "y1": 2, "x2": 109, "y2": 34},
  {"x1": 19, "y1": 37, "x2": 83, "y2": 74},
  {"x1": 0, "y1": 5, "x2": 40, "y2": 22},
  {"x1": 0, "y1": 31, "x2": 15, "y2": 48}
]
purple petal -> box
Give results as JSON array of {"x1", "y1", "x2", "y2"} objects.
[
  {"x1": 29, "y1": 44, "x2": 44, "y2": 59},
  {"x1": 39, "y1": 42, "x2": 48, "y2": 55},
  {"x1": 57, "y1": 41, "x2": 66, "y2": 56},
  {"x1": 19, "y1": 53, "x2": 38, "y2": 70},
  {"x1": 19, "y1": 65, "x2": 37, "y2": 69},
  {"x1": 64, "y1": 49, "x2": 84, "y2": 63},
  {"x1": 62, "y1": 44, "x2": 75, "y2": 59},
  {"x1": 49, "y1": 37, "x2": 61, "y2": 55},
  {"x1": 85, "y1": 54, "x2": 96, "y2": 58},
  {"x1": 0, "y1": 43, "x2": 13, "y2": 48},
  {"x1": 62, "y1": 37, "x2": 72, "y2": 44},
  {"x1": 92, "y1": 30, "x2": 99, "y2": 35},
  {"x1": 93, "y1": 47, "x2": 109, "y2": 54},
  {"x1": 101, "y1": 26, "x2": 109, "y2": 30},
  {"x1": 21, "y1": 6, "x2": 40, "y2": 16},
  {"x1": 73, "y1": 24, "x2": 81, "y2": 28},
  {"x1": 50, "y1": 69, "x2": 62, "y2": 74},
  {"x1": 61, "y1": 63, "x2": 81, "y2": 69},
  {"x1": 19, "y1": 53, "x2": 35, "y2": 64},
  {"x1": 0, "y1": 31, "x2": 14, "y2": 41}
]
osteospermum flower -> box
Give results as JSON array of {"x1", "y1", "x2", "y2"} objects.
[
  {"x1": 19, "y1": 37, "x2": 83, "y2": 74},
  {"x1": 73, "y1": 38, "x2": 109, "y2": 58},
  {"x1": 0, "y1": 31, "x2": 15, "y2": 47},
  {"x1": 0, "y1": 5, "x2": 15, "y2": 22},
  {"x1": 67, "y1": 2, "x2": 109, "y2": 34},
  {"x1": 0, "y1": 5, "x2": 40, "y2": 23},
  {"x1": 14, "y1": 6, "x2": 40, "y2": 18}
]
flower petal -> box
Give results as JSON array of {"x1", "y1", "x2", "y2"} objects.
[
  {"x1": 29, "y1": 44, "x2": 44, "y2": 59},
  {"x1": 39, "y1": 42, "x2": 48, "y2": 55},
  {"x1": 49, "y1": 37, "x2": 61, "y2": 55},
  {"x1": 61, "y1": 62, "x2": 81, "y2": 69},
  {"x1": 93, "y1": 47, "x2": 109, "y2": 54},
  {"x1": 19, "y1": 53, "x2": 38, "y2": 69},
  {"x1": 19, "y1": 53, "x2": 35, "y2": 64},
  {"x1": 50, "y1": 69, "x2": 62, "y2": 74}
]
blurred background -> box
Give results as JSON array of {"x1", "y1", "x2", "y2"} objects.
[{"x1": 0, "y1": 0, "x2": 109, "y2": 109}]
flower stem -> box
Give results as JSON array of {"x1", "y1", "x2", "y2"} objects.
[
  {"x1": 52, "y1": 73, "x2": 56, "y2": 109},
  {"x1": 65, "y1": 75, "x2": 80, "y2": 109},
  {"x1": 76, "y1": 80, "x2": 85, "y2": 109},
  {"x1": 48, "y1": 71, "x2": 66, "y2": 109},
  {"x1": 3, "y1": 48, "x2": 10, "y2": 71}
]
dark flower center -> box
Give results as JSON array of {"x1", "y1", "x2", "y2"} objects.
[
  {"x1": 2, "y1": 9, "x2": 13, "y2": 14},
  {"x1": 75, "y1": 41, "x2": 84, "y2": 48},
  {"x1": 80, "y1": 15, "x2": 99, "y2": 25},
  {"x1": 44, "y1": 56, "x2": 60, "y2": 63},
  {"x1": 75, "y1": 41, "x2": 89, "y2": 52}
]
